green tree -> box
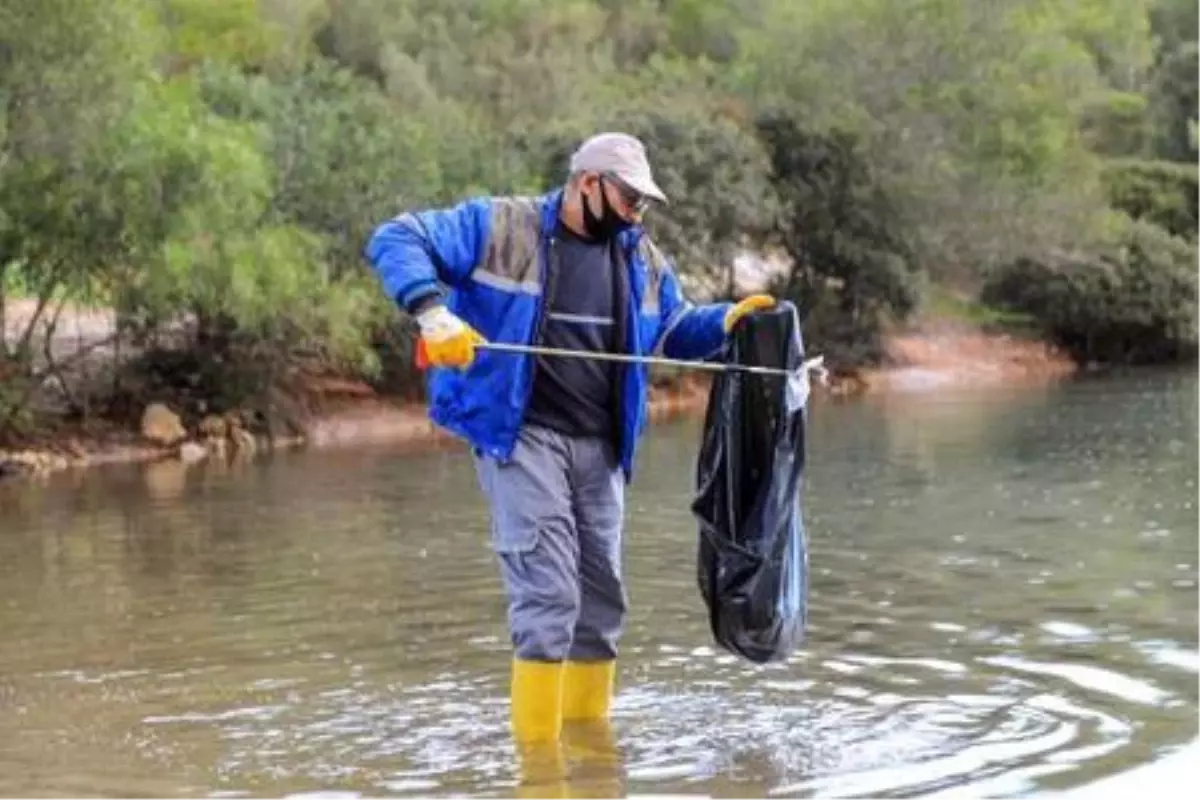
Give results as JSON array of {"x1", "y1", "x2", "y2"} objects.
[
  {"x1": 1147, "y1": 0, "x2": 1197, "y2": 54},
  {"x1": 730, "y1": 0, "x2": 1115, "y2": 282},
  {"x1": 195, "y1": 61, "x2": 446, "y2": 277},
  {"x1": 1148, "y1": 48, "x2": 1199, "y2": 162},
  {"x1": 757, "y1": 113, "x2": 924, "y2": 365},
  {"x1": 102, "y1": 77, "x2": 388, "y2": 418},
  {"x1": 156, "y1": 0, "x2": 300, "y2": 72},
  {"x1": 0, "y1": 0, "x2": 164, "y2": 429}
]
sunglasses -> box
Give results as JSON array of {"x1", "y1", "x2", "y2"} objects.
[{"x1": 602, "y1": 173, "x2": 650, "y2": 215}]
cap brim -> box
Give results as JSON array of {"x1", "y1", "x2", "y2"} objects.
[{"x1": 621, "y1": 172, "x2": 668, "y2": 204}]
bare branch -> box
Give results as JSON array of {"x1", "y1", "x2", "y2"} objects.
[
  {"x1": 15, "y1": 268, "x2": 63, "y2": 359},
  {"x1": 32, "y1": 331, "x2": 121, "y2": 384},
  {"x1": 0, "y1": 327, "x2": 122, "y2": 433},
  {"x1": 40, "y1": 298, "x2": 84, "y2": 415}
]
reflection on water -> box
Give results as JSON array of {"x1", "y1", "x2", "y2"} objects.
[{"x1": 1, "y1": 368, "x2": 1196, "y2": 797}]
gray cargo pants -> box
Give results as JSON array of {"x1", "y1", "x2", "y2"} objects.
[{"x1": 473, "y1": 424, "x2": 627, "y2": 662}]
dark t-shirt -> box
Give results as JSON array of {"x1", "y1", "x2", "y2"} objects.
[{"x1": 524, "y1": 221, "x2": 619, "y2": 441}]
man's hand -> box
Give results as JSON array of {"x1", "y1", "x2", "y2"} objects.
[
  {"x1": 723, "y1": 294, "x2": 776, "y2": 333},
  {"x1": 415, "y1": 305, "x2": 486, "y2": 369}
]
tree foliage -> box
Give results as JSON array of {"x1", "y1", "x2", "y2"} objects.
[
  {"x1": 0, "y1": 0, "x2": 1195, "y2": 436},
  {"x1": 1101, "y1": 158, "x2": 1198, "y2": 240}
]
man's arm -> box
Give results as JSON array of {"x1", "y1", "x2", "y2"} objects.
[
  {"x1": 654, "y1": 267, "x2": 732, "y2": 361},
  {"x1": 364, "y1": 197, "x2": 491, "y2": 314},
  {"x1": 651, "y1": 248, "x2": 777, "y2": 361},
  {"x1": 364, "y1": 198, "x2": 492, "y2": 369}
]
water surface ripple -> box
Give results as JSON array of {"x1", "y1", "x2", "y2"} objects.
[{"x1": 1, "y1": 369, "x2": 1195, "y2": 797}]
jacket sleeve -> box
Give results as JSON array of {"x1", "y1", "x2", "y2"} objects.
[
  {"x1": 654, "y1": 260, "x2": 733, "y2": 361},
  {"x1": 364, "y1": 197, "x2": 492, "y2": 314}
]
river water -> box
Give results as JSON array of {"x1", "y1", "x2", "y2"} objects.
[{"x1": 1, "y1": 369, "x2": 1196, "y2": 798}]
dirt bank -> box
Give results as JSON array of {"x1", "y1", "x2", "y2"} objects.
[
  {"x1": 866, "y1": 326, "x2": 1078, "y2": 393},
  {"x1": 1, "y1": 301, "x2": 1078, "y2": 481},
  {"x1": 0, "y1": 377, "x2": 717, "y2": 480}
]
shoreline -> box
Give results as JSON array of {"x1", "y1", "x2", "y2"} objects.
[{"x1": 0, "y1": 327, "x2": 1079, "y2": 481}]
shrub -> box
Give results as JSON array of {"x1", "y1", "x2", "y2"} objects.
[{"x1": 982, "y1": 216, "x2": 1198, "y2": 364}]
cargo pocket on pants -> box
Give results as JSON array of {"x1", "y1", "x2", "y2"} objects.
[
  {"x1": 475, "y1": 453, "x2": 540, "y2": 555},
  {"x1": 489, "y1": 491, "x2": 542, "y2": 554},
  {"x1": 491, "y1": 512, "x2": 540, "y2": 555}
]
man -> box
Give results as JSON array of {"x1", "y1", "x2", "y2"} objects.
[{"x1": 364, "y1": 132, "x2": 774, "y2": 745}]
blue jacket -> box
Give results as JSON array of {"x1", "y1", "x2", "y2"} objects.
[{"x1": 364, "y1": 188, "x2": 733, "y2": 480}]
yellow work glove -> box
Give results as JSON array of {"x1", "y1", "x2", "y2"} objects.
[
  {"x1": 415, "y1": 305, "x2": 486, "y2": 369},
  {"x1": 723, "y1": 294, "x2": 776, "y2": 333}
]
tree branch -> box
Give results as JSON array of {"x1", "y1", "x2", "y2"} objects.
[
  {"x1": 0, "y1": 328, "x2": 122, "y2": 434},
  {"x1": 40, "y1": 298, "x2": 84, "y2": 417},
  {"x1": 15, "y1": 267, "x2": 63, "y2": 360},
  {"x1": 32, "y1": 330, "x2": 120, "y2": 385}
]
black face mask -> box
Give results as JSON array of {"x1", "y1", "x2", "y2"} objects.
[{"x1": 582, "y1": 178, "x2": 633, "y2": 241}]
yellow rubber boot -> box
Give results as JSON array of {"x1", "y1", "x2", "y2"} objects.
[
  {"x1": 561, "y1": 660, "x2": 615, "y2": 722},
  {"x1": 511, "y1": 658, "x2": 565, "y2": 744}
]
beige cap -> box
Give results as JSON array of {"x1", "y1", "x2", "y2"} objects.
[{"x1": 569, "y1": 132, "x2": 667, "y2": 203}]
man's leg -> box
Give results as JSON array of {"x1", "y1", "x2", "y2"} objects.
[
  {"x1": 563, "y1": 436, "x2": 627, "y2": 722},
  {"x1": 474, "y1": 426, "x2": 581, "y2": 744}
]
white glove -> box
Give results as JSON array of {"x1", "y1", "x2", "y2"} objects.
[
  {"x1": 417, "y1": 305, "x2": 463, "y2": 339},
  {"x1": 415, "y1": 306, "x2": 485, "y2": 369}
]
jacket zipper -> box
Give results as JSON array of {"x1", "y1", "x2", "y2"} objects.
[
  {"x1": 614, "y1": 238, "x2": 633, "y2": 469},
  {"x1": 537, "y1": 236, "x2": 559, "y2": 346},
  {"x1": 513, "y1": 234, "x2": 556, "y2": 451},
  {"x1": 514, "y1": 219, "x2": 638, "y2": 472}
]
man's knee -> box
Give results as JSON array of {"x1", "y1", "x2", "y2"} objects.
[
  {"x1": 507, "y1": 560, "x2": 582, "y2": 661},
  {"x1": 572, "y1": 495, "x2": 626, "y2": 658},
  {"x1": 493, "y1": 515, "x2": 583, "y2": 662},
  {"x1": 511, "y1": 602, "x2": 580, "y2": 662},
  {"x1": 476, "y1": 428, "x2": 584, "y2": 661}
]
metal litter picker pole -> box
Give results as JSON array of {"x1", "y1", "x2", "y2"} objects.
[{"x1": 477, "y1": 341, "x2": 827, "y2": 380}]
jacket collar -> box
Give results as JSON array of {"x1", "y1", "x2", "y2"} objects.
[{"x1": 538, "y1": 188, "x2": 565, "y2": 237}]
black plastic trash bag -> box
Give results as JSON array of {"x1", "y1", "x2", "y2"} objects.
[{"x1": 691, "y1": 301, "x2": 810, "y2": 664}]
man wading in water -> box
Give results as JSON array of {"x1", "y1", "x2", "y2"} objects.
[{"x1": 365, "y1": 133, "x2": 775, "y2": 746}]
